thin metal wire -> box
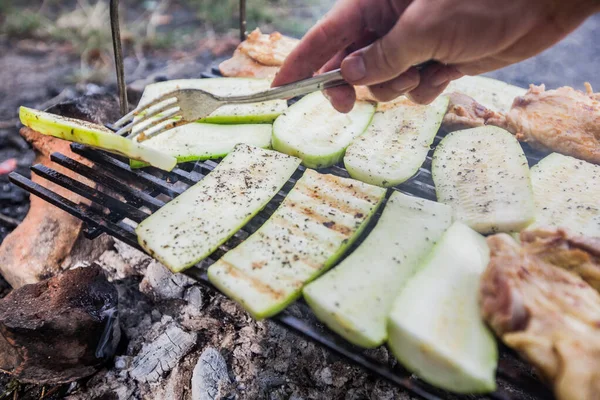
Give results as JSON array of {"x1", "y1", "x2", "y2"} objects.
[
  {"x1": 110, "y1": 0, "x2": 129, "y2": 115},
  {"x1": 239, "y1": 0, "x2": 247, "y2": 41}
]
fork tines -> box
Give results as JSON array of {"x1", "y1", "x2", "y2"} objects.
[{"x1": 112, "y1": 91, "x2": 182, "y2": 140}]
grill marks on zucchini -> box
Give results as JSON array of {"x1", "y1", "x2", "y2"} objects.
[
  {"x1": 208, "y1": 170, "x2": 386, "y2": 319},
  {"x1": 303, "y1": 192, "x2": 453, "y2": 348},
  {"x1": 272, "y1": 92, "x2": 375, "y2": 169},
  {"x1": 529, "y1": 153, "x2": 600, "y2": 236},
  {"x1": 432, "y1": 126, "x2": 534, "y2": 234},
  {"x1": 344, "y1": 96, "x2": 448, "y2": 187},
  {"x1": 135, "y1": 144, "x2": 300, "y2": 272}
]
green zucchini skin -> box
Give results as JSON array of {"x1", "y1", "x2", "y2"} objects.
[
  {"x1": 19, "y1": 106, "x2": 176, "y2": 171},
  {"x1": 303, "y1": 191, "x2": 452, "y2": 348},
  {"x1": 272, "y1": 92, "x2": 376, "y2": 169},
  {"x1": 136, "y1": 144, "x2": 301, "y2": 273},
  {"x1": 208, "y1": 169, "x2": 386, "y2": 320},
  {"x1": 344, "y1": 96, "x2": 448, "y2": 187},
  {"x1": 387, "y1": 222, "x2": 498, "y2": 394}
]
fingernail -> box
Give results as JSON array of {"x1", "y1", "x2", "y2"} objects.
[{"x1": 342, "y1": 56, "x2": 366, "y2": 82}]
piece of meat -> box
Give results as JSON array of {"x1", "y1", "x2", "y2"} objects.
[
  {"x1": 520, "y1": 228, "x2": 600, "y2": 292},
  {"x1": 441, "y1": 92, "x2": 508, "y2": 132},
  {"x1": 219, "y1": 29, "x2": 376, "y2": 102},
  {"x1": 481, "y1": 233, "x2": 600, "y2": 400},
  {"x1": 219, "y1": 28, "x2": 297, "y2": 79},
  {"x1": 219, "y1": 49, "x2": 282, "y2": 79},
  {"x1": 504, "y1": 83, "x2": 600, "y2": 164},
  {"x1": 238, "y1": 29, "x2": 299, "y2": 66}
]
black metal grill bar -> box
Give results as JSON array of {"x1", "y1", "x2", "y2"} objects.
[
  {"x1": 30, "y1": 164, "x2": 150, "y2": 223},
  {"x1": 8, "y1": 148, "x2": 550, "y2": 400},
  {"x1": 70, "y1": 144, "x2": 185, "y2": 196},
  {"x1": 50, "y1": 153, "x2": 165, "y2": 211},
  {"x1": 8, "y1": 172, "x2": 139, "y2": 249},
  {"x1": 8, "y1": 171, "x2": 455, "y2": 400},
  {"x1": 8, "y1": 65, "x2": 554, "y2": 399}
]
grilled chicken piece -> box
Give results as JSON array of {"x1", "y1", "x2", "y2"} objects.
[
  {"x1": 520, "y1": 228, "x2": 600, "y2": 292},
  {"x1": 219, "y1": 28, "x2": 298, "y2": 79},
  {"x1": 442, "y1": 92, "x2": 507, "y2": 132},
  {"x1": 504, "y1": 84, "x2": 600, "y2": 164},
  {"x1": 481, "y1": 233, "x2": 600, "y2": 400},
  {"x1": 238, "y1": 29, "x2": 299, "y2": 66},
  {"x1": 219, "y1": 28, "x2": 377, "y2": 102}
]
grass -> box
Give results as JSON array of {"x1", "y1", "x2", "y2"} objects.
[{"x1": 0, "y1": 0, "x2": 330, "y2": 83}]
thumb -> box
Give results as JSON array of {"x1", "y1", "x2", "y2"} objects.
[{"x1": 341, "y1": 9, "x2": 435, "y2": 86}]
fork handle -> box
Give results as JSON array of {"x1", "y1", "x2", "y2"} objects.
[
  {"x1": 223, "y1": 60, "x2": 438, "y2": 104},
  {"x1": 224, "y1": 69, "x2": 346, "y2": 104}
]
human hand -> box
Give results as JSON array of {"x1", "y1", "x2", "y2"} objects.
[{"x1": 272, "y1": 0, "x2": 599, "y2": 112}]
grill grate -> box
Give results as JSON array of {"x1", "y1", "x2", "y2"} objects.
[{"x1": 8, "y1": 69, "x2": 555, "y2": 400}]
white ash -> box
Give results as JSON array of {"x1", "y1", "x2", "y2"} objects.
[
  {"x1": 130, "y1": 322, "x2": 197, "y2": 383},
  {"x1": 139, "y1": 261, "x2": 195, "y2": 301},
  {"x1": 192, "y1": 347, "x2": 232, "y2": 400},
  {"x1": 67, "y1": 240, "x2": 415, "y2": 399}
]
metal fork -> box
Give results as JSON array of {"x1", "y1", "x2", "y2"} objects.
[{"x1": 112, "y1": 68, "x2": 348, "y2": 141}]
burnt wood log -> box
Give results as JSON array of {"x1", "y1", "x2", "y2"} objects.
[
  {"x1": 0, "y1": 265, "x2": 120, "y2": 384},
  {"x1": 0, "y1": 94, "x2": 119, "y2": 288}
]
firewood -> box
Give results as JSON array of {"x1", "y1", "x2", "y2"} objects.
[{"x1": 0, "y1": 265, "x2": 120, "y2": 384}]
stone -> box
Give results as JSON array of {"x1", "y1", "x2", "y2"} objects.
[
  {"x1": 191, "y1": 347, "x2": 231, "y2": 400},
  {"x1": 0, "y1": 265, "x2": 120, "y2": 383},
  {"x1": 129, "y1": 323, "x2": 197, "y2": 383}
]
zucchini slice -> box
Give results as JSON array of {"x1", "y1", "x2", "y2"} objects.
[
  {"x1": 443, "y1": 76, "x2": 526, "y2": 113},
  {"x1": 272, "y1": 92, "x2": 376, "y2": 168},
  {"x1": 136, "y1": 144, "x2": 300, "y2": 272},
  {"x1": 387, "y1": 222, "x2": 498, "y2": 394},
  {"x1": 19, "y1": 106, "x2": 176, "y2": 171},
  {"x1": 208, "y1": 170, "x2": 386, "y2": 319},
  {"x1": 432, "y1": 126, "x2": 534, "y2": 233},
  {"x1": 138, "y1": 78, "x2": 287, "y2": 124},
  {"x1": 303, "y1": 192, "x2": 452, "y2": 348},
  {"x1": 529, "y1": 153, "x2": 600, "y2": 236},
  {"x1": 344, "y1": 96, "x2": 448, "y2": 187},
  {"x1": 130, "y1": 123, "x2": 272, "y2": 168}
]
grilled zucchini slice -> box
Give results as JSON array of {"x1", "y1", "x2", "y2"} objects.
[
  {"x1": 208, "y1": 169, "x2": 386, "y2": 319},
  {"x1": 138, "y1": 78, "x2": 287, "y2": 124},
  {"x1": 529, "y1": 153, "x2": 600, "y2": 236},
  {"x1": 387, "y1": 222, "x2": 498, "y2": 394},
  {"x1": 432, "y1": 126, "x2": 534, "y2": 233},
  {"x1": 443, "y1": 76, "x2": 526, "y2": 113},
  {"x1": 19, "y1": 106, "x2": 176, "y2": 171},
  {"x1": 136, "y1": 144, "x2": 300, "y2": 272},
  {"x1": 272, "y1": 92, "x2": 375, "y2": 168},
  {"x1": 303, "y1": 192, "x2": 452, "y2": 348},
  {"x1": 129, "y1": 123, "x2": 272, "y2": 168},
  {"x1": 344, "y1": 96, "x2": 448, "y2": 187}
]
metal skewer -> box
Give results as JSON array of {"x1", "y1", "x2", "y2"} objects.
[
  {"x1": 239, "y1": 0, "x2": 247, "y2": 41},
  {"x1": 110, "y1": 0, "x2": 129, "y2": 115}
]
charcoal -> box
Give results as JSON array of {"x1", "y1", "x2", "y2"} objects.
[
  {"x1": 0, "y1": 265, "x2": 120, "y2": 384},
  {"x1": 44, "y1": 93, "x2": 121, "y2": 125}
]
